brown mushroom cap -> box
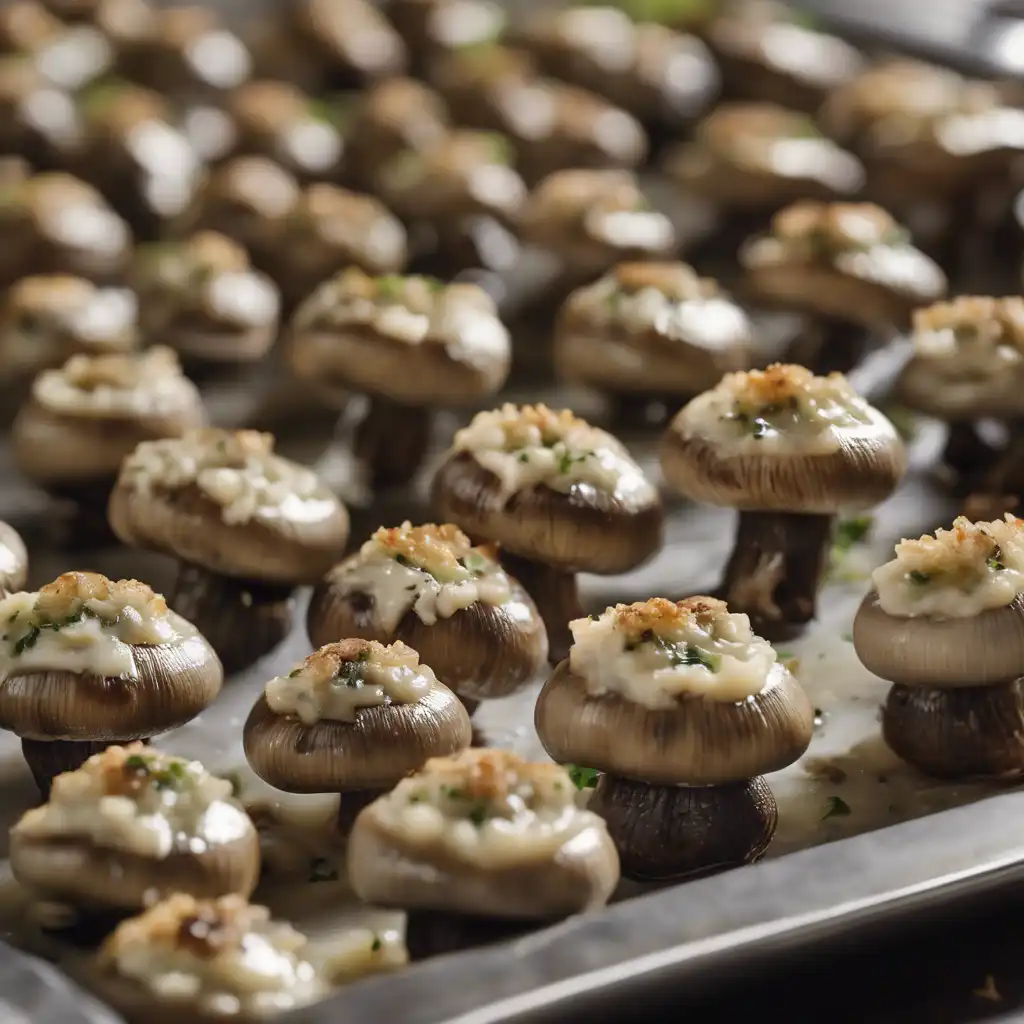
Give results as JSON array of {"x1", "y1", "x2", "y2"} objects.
[
  {"x1": 660, "y1": 366, "x2": 907, "y2": 514},
  {"x1": 0, "y1": 521, "x2": 27, "y2": 595},
  {"x1": 432, "y1": 450, "x2": 663, "y2": 574},
  {"x1": 535, "y1": 657, "x2": 813, "y2": 785},
  {"x1": 243, "y1": 639, "x2": 472, "y2": 793},
  {"x1": 108, "y1": 431, "x2": 349, "y2": 585},
  {"x1": 853, "y1": 588, "x2": 1024, "y2": 689}
]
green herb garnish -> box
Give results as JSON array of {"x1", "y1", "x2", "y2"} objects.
[
  {"x1": 518, "y1": 451, "x2": 530, "y2": 463},
  {"x1": 989, "y1": 547, "x2": 1005, "y2": 571},
  {"x1": 557, "y1": 449, "x2": 592, "y2": 475},
  {"x1": 288, "y1": 668, "x2": 301, "y2": 677},
  {"x1": 371, "y1": 935, "x2": 383, "y2": 952},
  {"x1": 907, "y1": 570, "x2": 931, "y2": 585},
  {"x1": 375, "y1": 274, "x2": 406, "y2": 300},
  {"x1": 309, "y1": 857, "x2": 338, "y2": 883},
  {"x1": 822, "y1": 795, "x2": 851, "y2": 820},
  {"x1": 834, "y1": 516, "x2": 873, "y2": 553},
  {"x1": 334, "y1": 659, "x2": 365, "y2": 689},
  {"x1": 565, "y1": 764, "x2": 600, "y2": 790},
  {"x1": 468, "y1": 805, "x2": 489, "y2": 826},
  {"x1": 13, "y1": 626, "x2": 40, "y2": 655}
]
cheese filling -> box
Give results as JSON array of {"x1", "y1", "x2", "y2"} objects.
[
  {"x1": 264, "y1": 640, "x2": 436, "y2": 726},
  {"x1": 872, "y1": 514, "x2": 1024, "y2": 619},
  {"x1": 453, "y1": 402, "x2": 657, "y2": 506},
  {"x1": 910, "y1": 296, "x2": 1024, "y2": 380},
  {"x1": 569, "y1": 597, "x2": 780, "y2": 707},
  {"x1": 13, "y1": 743, "x2": 250, "y2": 859},
  {"x1": 31, "y1": 346, "x2": 202, "y2": 419},
  {"x1": 117, "y1": 428, "x2": 338, "y2": 528},
  {"x1": 328, "y1": 522, "x2": 513, "y2": 632},
  {"x1": 100, "y1": 894, "x2": 323, "y2": 1013},
  {"x1": 370, "y1": 749, "x2": 600, "y2": 869},
  {"x1": 0, "y1": 573, "x2": 184, "y2": 681},
  {"x1": 673, "y1": 363, "x2": 887, "y2": 455}
]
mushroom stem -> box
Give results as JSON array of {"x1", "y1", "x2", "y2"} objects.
[
  {"x1": 22, "y1": 738, "x2": 150, "y2": 799},
  {"x1": 404, "y1": 910, "x2": 537, "y2": 962},
  {"x1": 720, "y1": 510, "x2": 833, "y2": 636},
  {"x1": 607, "y1": 393, "x2": 677, "y2": 431},
  {"x1": 336, "y1": 788, "x2": 388, "y2": 837},
  {"x1": 353, "y1": 396, "x2": 432, "y2": 491},
  {"x1": 786, "y1": 318, "x2": 867, "y2": 376},
  {"x1": 883, "y1": 681, "x2": 1024, "y2": 780},
  {"x1": 590, "y1": 773, "x2": 777, "y2": 881},
  {"x1": 498, "y1": 552, "x2": 582, "y2": 665},
  {"x1": 170, "y1": 564, "x2": 294, "y2": 675},
  {"x1": 49, "y1": 482, "x2": 120, "y2": 549},
  {"x1": 943, "y1": 422, "x2": 1003, "y2": 491}
]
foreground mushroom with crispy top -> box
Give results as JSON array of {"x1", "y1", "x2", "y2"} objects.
[
  {"x1": 0, "y1": 521, "x2": 27, "y2": 597},
  {"x1": 433, "y1": 403, "x2": 664, "y2": 662},
  {"x1": 93, "y1": 893, "x2": 324, "y2": 1023},
  {"x1": 0, "y1": 572, "x2": 222, "y2": 794},
  {"x1": 289, "y1": 268, "x2": 511, "y2": 490},
  {"x1": 537, "y1": 597, "x2": 813, "y2": 879},
  {"x1": 348, "y1": 748, "x2": 619, "y2": 953},
  {"x1": 10, "y1": 743, "x2": 258, "y2": 913},
  {"x1": 661, "y1": 365, "x2": 906, "y2": 633},
  {"x1": 109, "y1": 428, "x2": 349, "y2": 673},
  {"x1": 308, "y1": 522, "x2": 548, "y2": 715},
  {"x1": 555, "y1": 261, "x2": 751, "y2": 423},
  {"x1": 855, "y1": 515, "x2": 1024, "y2": 779},
  {"x1": 244, "y1": 639, "x2": 471, "y2": 831}
]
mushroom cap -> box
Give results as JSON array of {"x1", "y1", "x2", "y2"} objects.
[
  {"x1": 0, "y1": 520, "x2": 27, "y2": 595},
  {"x1": 660, "y1": 368, "x2": 907, "y2": 513},
  {"x1": 108, "y1": 432, "x2": 349, "y2": 585},
  {"x1": 9, "y1": 824, "x2": 259, "y2": 910},
  {"x1": 535, "y1": 657, "x2": 814, "y2": 785},
  {"x1": 854, "y1": 588, "x2": 1024, "y2": 689},
  {"x1": 432, "y1": 450, "x2": 663, "y2": 573},
  {"x1": 0, "y1": 613, "x2": 222, "y2": 741},
  {"x1": 554, "y1": 261, "x2": 752, "y2": 397},
  {"x1": 288, "y1": 272, "x2": 510, "y2": 408},
  {"x1": 307, "y1": 560, "x2": 548, "y2": 701},
  {"x1": 243, "y1": 639, "x2": 472, "y2": 793}
]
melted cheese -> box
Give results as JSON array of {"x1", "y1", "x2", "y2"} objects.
[
  {"x1": 101, "y1": 894, "x2": 323, "y2": 1015},
  {"x1": 118, "y1": 429, "x2": 338, "y2": 528},
  {"x1": 264, "y1": 640, "x2": 436, "y2": 725},
  {"x1": 368, "y1": 749, "x2": 600, "y2": 870},
  {"x1": 872, "y1": 514, "x2": 1024, "y2": 619},
  {"x1": 568, "y1": 597, "x2": 779, "y2": 707},
  {"x1": 13, "y1": 744, "x2": 250, "y2": 859},
  {"x1": 453, "y1": 403, "x2": 657, "y2": 507},
  {"x1": 673, "y1": 363, "x2": 892, "y2": 455},
  {"x1": 330, "y1": 522, "x2": 512, "y2": 632},
  {"x1": 910, "y1": 296, "x2": 1024, "y2": 380}
]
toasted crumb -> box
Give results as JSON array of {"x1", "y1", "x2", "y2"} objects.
[
  {"x1": 57, "y1": 347, "x2": 182, "y2": 392},
  {"x1": 613, "y1": 262, "x2": 717, "y2": 300},
  {"x1": 891, "y1": 514, "x2": 1024, "y2": 575},
  {"x1": 716, "y1": 363, "x2": 859, "y2": 412},
  {"x1": 6, "y1": 275, "x2": 96, "y2": 318},
  {"x1": 527, "y1": 168, "x2": 643, "y2": 219},
  {"x1": 771, "y1": 200, "x2": 902, "y2": 252},
  {"x1": 371, "y1": 521, "x2": 472, "y2": 573},
  {"x1": 288, "y1": 639, "x2": 420, "y2": 686},
  {"x1": 418, "y1": 748, "x2": 568, "y2": 803},
  {"x1": 699, "y1": 103, "x2": 819, "y2": 153},
  {"x1": 184, "y1": 231, "x2": 250, "y2": 274},
  {"x1": 34, "y1": 572, "x2": 167, "y2": 621},
  {"x1": 613, "y1": 596, "x2": 728, "y2": 638},
  {"x1": 457, "y1": 402, "x2": 587, "y2": 451},
  {"x1": 913, "y1": 296, "x2": 1024, "y2": 352}
]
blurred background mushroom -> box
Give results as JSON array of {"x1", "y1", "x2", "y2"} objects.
[
  {"x1": 535, "y1": 597, "x2": 813, "y2": 879},
  {"x1": 10, "y1": 743, "x2": 259, "y2": 915},
  {"x1": 660, "y1": 365, "x2": 906, "y2": 635},
  {"x1": 0, "y1": 572, "x2": 222, "y2": 794},
  {"x1": 307, "y1": 522, "x2": 547, "y2": 719},
  {"x1": 243, "y1": 639, "x2": 471, "y2": 832},
  {"x1": 108, "y1": 428, "x2": 349, "y2": 673},
  {"x1": 0, "y1": 521, "x2": 28, "y2": 597},
  {"x1": 432, "y1": 403, "x2": 663, "y2": 662},
  {"x1": 386, "y1": 0, "x2": 506, "y2": 77},
  {"x1": 854, "y1": 515, "x2": 1024, "y2": 780}
]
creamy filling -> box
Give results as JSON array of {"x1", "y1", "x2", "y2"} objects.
[{"x1": 568, "y1": 603, "x2": 779, "y2": 707}]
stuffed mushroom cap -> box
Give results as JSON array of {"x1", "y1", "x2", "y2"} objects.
[
  {"x1": 741, "y1": 200, "x2": 947, "y2": 329},
  {"x1": 289, "y1": 268, "x2": 510, "y2": 407},
  {"x1": 244, "y1": 638, "x2": 472, "y2": 793},
  {"x1": 93, "y1": 893, "x2": 325, "y2": 1022},
  {"x1": 308, "y1": 521, "x2": 548, "y2": 700},
  {"x1": 13, "y1": 347, "x2": 206, "y2": 486},
  {"x1": 0, "y1": 521, "x2": 27, "y2": 596},
  {"x1": 432, "y1": 402, "x2": 663, "y2": 574},
  {"x1": 855, "y1": 515, "x2": 1024, "y2": 689},
  {"x1": 348, "y1": 748, "x2": 620, "y2": 919},
  {"x1": 520, "y1": 168, "x2": 676, "y2": 272},
  {"x1": 10, "y1": 742, "x2": 258, "y2": 909},
  {"x1": 536, "y1": 597, "x2": 814, "y2": 784},
  {"x1": 556, "y1": 260, "x2": 751, "y2": 396},
  {"x1": 897, "y1": 297, "x2": 1024, "y2": 422},
  {"x1": 109, "y1": 428, "x2": 349, "y2": 585},
  {"x1": 0, "y1": 572, "x2": 223, "y2": 743},
  {"x1": 663, "y1": 102, "x2": 865, "y2": 209},
  {"x1": 661, "y1": 363, "x2": 906, "y2": 513}
]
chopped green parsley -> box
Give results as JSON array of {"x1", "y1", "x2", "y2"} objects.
[
  {"x1": 565, "y1": 764, "x2": 600, "y2": 790},
  {"x1": 822, "y1": 795, "x2": 851, "y2": 820}
]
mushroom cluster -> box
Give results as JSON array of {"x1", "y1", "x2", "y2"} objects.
[
  {"x1": 661, "y1": 364, "x2": 906, "y2": 633},
  {"x1": 244, "y1": 639, "x2": 471, "y2": 830},
  {"x1": 0, "y1": 572, "x2": 222, "y2": 794},
  {"x1": 109, "y1": 428, "x2": 349, "y2": 672},
  {"x1": 433, "y1": 402, "x2": 664, "y2": 661},
  {"x1": 10, "y1": 743, "x2": 259, "y2": 912},
  {"x1": 348, "y1": 748, "x2": 619, "y2": 953},
  {"x1": 536, "y1": 597, "x2": 814, "y2": 879},
  {"x1": 289, "y1": 268, "x2": 511, "y2": 490},
  {"x1": 308, "y1": 521, "x2": 547, "y2": 716},
  {"x1": 855, "y1": 515, "x2": 1024, "y2": 780}
]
